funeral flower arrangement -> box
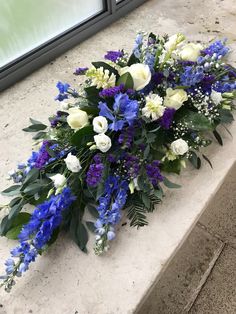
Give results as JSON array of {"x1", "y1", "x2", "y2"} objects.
[{"x1": 1, "y1": 32, "x2": 235, "y2": 291}]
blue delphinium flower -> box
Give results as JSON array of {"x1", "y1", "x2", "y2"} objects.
[
  {"x1": 213, "y1": 80, "x2": 236, "y2": 93},
  {"x1": 104, "y1": 50, "x2": 124, "y2": 62},
  {"x1": 180, "y1": 66, "x2": 204, "y2": 86},
  {"x1": 133, "y1": 33, "x2": 143, "y2": 58},
  {"x1": 94, "y1": 176, "x2": 129, "y2": 254},
  {"x1": 1, "y1": 188, "x2": 75, "y2": 292},
  {"x1": 55, "y1": 81, "x2": 70, "y2": 101},
  {"x1": 99, "y1": 93, "x2": 139, "y2": 131},
  {"x1": 202, "y1": 40, "x2": 229, "y2": 58}
]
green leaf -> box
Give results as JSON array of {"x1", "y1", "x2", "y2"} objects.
[
  {"x1": 21, "y1": 168, "x2": 39, "y2": 188},
  {"x1": 30, "y1": 118, "x2": 44, "y2": 125},
  {"x1": 92, "y1": 61, "x2": 119, "y2": 77},
  {"x1": 202, "y1": 154, "x2": 213, "y2": 169},
  {"x1": 179, "y1": 111, "x2": 213, "y2": 131},
  {"x1": 22, "y1": 124, "x2": 47, "y2": 132},
  {"x1": 127, "y1": 53, "x2": 140, "y2": 66},
  {"x1": 85, "y1": 203, "x2": 99, "y2": 218},
  {"x1": 161, "y1": 159, "x2": 182, "y2": 175},
  {"x1": 70, "y1": 219, "x2": 88, "y2": 252},
  {"x1": 23, "y1": 183, "x2": 43, "y2": 195},
  {"x1": 117, "y1": 72, "x2": 134, "y2": 89},
  {"x1": 32, "y1": 131, "x2": 47, "y2": 140},
  {"x1": 86, "y1": 221, "x2": 96, "y2": 233},
  {"x1": 189, "y1": 151, "x2": 201, "y2": 169},
  {"x1": 213, "y1": 129, "x2": 223, "y2": 146},
  {"x1": 141, "y1": 193, "x2": 151, "y2": 210},
  {"x1": 71, "y1": 125, "x2": 94, "y2": 148},
  {"x1": 8, "y1": 199, "x2": 26, "y2": 220},
  {"x1": 5, "y1": 225, "x2": 22, "y2": 239},
  {"x1": 0, "y1": 212, "x2": 31, "y2": 237},
  {"x1": 5, "y1": 212, "x2": 31, "y2": 240},
  {"x1": 2, "y1": 185, "x2": 21, "y2": 196},
  {"x1": 163, "y1": 176, "x2": 181, "y2": 189},
  {"x1": 218, "y1": 109, "x2": 234, "y2": 124}
]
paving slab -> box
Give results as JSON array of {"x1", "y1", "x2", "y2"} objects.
[
  {"x1": 190, "y1": 245, "x2": 236, "y2": 314},
  {"x1": 0, "y1": 0, "x2": 236, "y2": 313},
  {"x1": 137, "y1": 225, "x2": 223, "y2": 314},
  {"x1": 199, "y1": 162, "x2": 236, "y2": 248}
]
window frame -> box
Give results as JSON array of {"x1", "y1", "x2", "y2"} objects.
[{"x1": 0, "y1": 0, "x2": 147, "y2": 91}]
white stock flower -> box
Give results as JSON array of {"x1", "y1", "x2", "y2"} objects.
[
  {"x1": 93, "y1": 116, "x2": 108, "y2": 134},
  {"x1": 50, "y1": 174, "x2": 66, "y2": 189},
  {"x1": 164, "y1": 88, "x2": 188, "y2": 110},
  {"x1": 120, "y1": 63, "x2": 151, "y2": 91},
  {"x1": 211, "y1": 90, "x2": 223, "y2": 105},
  {"x1": 64, "y1": 153, "x2": 82, "y2": 173},
  {"x1": 94, "y1": 133, "x2": 112, "y2": 153},
  {"x1": 179, "y1": 43, "x2": 203, "y2": 62},
  {"x1": 86, "y1": 66, "x2": 116, "y2": 89},
  {"x1": 142, "y1": 94, "x2": 165, "y2": 121},
  {"x1": 170, "y1": 139, "x2": 189, "y2": 155},
  {"x1": 67, "y1": 108, "x2": 89, "y2": 130}
]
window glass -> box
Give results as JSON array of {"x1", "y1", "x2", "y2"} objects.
[{"x1": 0, "y1": 0, "x2": 104, "y2": 68}]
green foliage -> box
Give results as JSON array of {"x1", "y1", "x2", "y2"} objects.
[
  {"x1": 213, "y1": 129, "x2": 223, "y2": 146},
  {"x1": 218, "y1": 109, "x2": 234, "y2": 124},
  {"x1": 71, "y1": 125, "x2": 94, "y2": 148},
  {"x1": 92, "y1": 61, "x2": 119, "y2": 77},
  {"x1": 161, "y1": 159, "x2": 182, "y2": 174},
  {"x1": 5, "y1": 213, "x2": 31, "y2": 240},
  {"x1": 117, "y1": 72, "x2": 134, "y2": 89},
  {"x1": 178, "y1": 111, "x2": 214, "y2": 131},
  {"x1": 22, "y1": 118, "x2": 47, "y2": 132},
  {"x1": 188, "y1": 151, "x2": 201, "y2": 169},
  {"x1": 162, "y1": 177, "x2": 181, "y2": 189}
]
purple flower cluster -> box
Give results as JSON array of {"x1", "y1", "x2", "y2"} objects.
[
  {"x1": 86, "y1": 154, "x2": 104, "y2": 187},
  {"x1": 146, "y1": 160, "x2": 163, "y2": 186},
  {"x1": 2, "y1": 188, "x2": 75, "y2": 291},
  {"x1": 104, "y1": 50, "x2": 124, "y2": 62},
  {"x1": 99, "y1": 84, "x2": 125, "y2": 98},
  {"x1": 74, "y1": 67, "x2": 88, "y2": 75},
  {"x1": 159, "y1": 108, "x2": 176, "y2": 129},
  {"x1": 118, "y1": 126, "x2": 135, "y2": 148},
  {"x1": 123, "y1": 154, "x2": 140, "y2": 179}
]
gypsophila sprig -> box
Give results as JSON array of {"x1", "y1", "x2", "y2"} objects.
[{"x1": 1, "y1": 32, "x2": 236, "y2": 291}]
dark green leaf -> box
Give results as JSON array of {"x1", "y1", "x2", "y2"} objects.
[
  {"x1": 141, "y1": 193, "x2": 151, "y2": 210},
  {"x1": 5, "y1": 225, "x2": 22, "y2": 239},
  {"x1": 71, "y1": 125, "x2": 94, "y2": 148},
  {"x1": 30, "y1": 118, "x2": 44, "y2": 125},
  {"x1": 23, "y1": 183, "x2": 43, "y2": 195},
  {"x1": 163, "y1": 176, "x2": 181, "y2": 189},
  {"x1": 161, "y1": 159, "x2": 182, "y2": 175},
  {"x1": 8, "y1": 199, "x2": 26, "y2": 220},
  {"x1": 189, "y1": 151, "x2": 201, "y2": 169},
  {"x1": 218, "y1": 109, "x2": 234, "y2": 124},
  {"x1": 213, "y1": 129, "x2": 223, "y2": 146},
  {"x1": 22, "y1": 124, "x2": 47, "y2": 132},
  {"x1": 179, "y1": 111, "x2": 213, "y2": 131},
  {"x1": 86, "y1": 221, "x2": 96, "y2": 233},
  {"x1": 2, "y1": 185, "x2": 21, "y2": 196},
  {"x1": 117, "y1": 72, "x2": 134, "y2": 89},
  {"x1": 21, "y1": 168, "x2": 39, "y2": 188},
  {"x1": 202, "y1": 154, "x2": 213, "y2": 169},
  {"x1": 92, "y1": 61, "x2": 119, "y2": 77},
  {"x1": 127, "y1": 53, "x2": 140, "y2": 66},
  {"x1": 32, "y1": 131, "x2": 47, "y2": 140},
  {"x1": 85, "y1": 203, "x2": 99, "y2": 218}
]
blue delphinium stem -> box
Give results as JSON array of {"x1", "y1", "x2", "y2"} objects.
[{"x1": 0, "y1": 187, "x2": 75, "y2": 292}]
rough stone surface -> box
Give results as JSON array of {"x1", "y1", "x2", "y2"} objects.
[
  {"x1": 0, "y1": 0, "x2": 236, "y2": 313},
  {"x1": 190, "y1": 245, "x2": 236, "y2": 314},
  {"x1": 199, "y1": 163, "x2": 236, "y2": 248},
  {"x1": 137, "y1": 225, "x2": 223, "y2": 314}
]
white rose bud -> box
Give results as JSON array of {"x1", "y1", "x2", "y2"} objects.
[
  {"x1": 94, "y1": 133, "x2": 112, "y2": 153},
  {"x1": 164, "y1": 88, "x2": 188, "y2": 110},
  {"x1": 93, "y1": 116, "x2": 108, "y2": 134},
  {"x1": 64, "y1": 153, "x2": 82, "y2": 173},
  {"x1": 120, "y1": 63, "x2": 151, "y2": 91},
  {"x1": 50, "y1": 174, "x2": 66, "y2": 189},
  {"x1": 67, "y1": 108, "x2": 89, "y2": 130},
  {"x1": 179, "y1": 43, "x2": 203, "y2": 62},
  {"x1": 170, "y1": 139, "x2": 189, "y2": 155}
]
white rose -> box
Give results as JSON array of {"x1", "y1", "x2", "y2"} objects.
[
  {"x1": 94, "y1": 133, "x2": 111, "y2": 153},
  {"x1": 64, "y1": 153, "x2": 82, "y2": 173},
  {"x1": 93, "y1": 116, "x2": 108, "y2": 134},
  {"x1": 67, "y1": 108, "x2": 89, "y2": 130},
  {"x1": 50, "y1": 174, "x2": 66, "y2": 189},
  {"x1": 170, "y1": 139, "x2": 189, "y2": 155},
  {"x1": 179, "y1": 43, "x2": 203, "y2": 62},
  {"x1": 211, "y1": 90, "x2": 223, "y2": 105},
  {"x1": 120, "y1": 63, "x2": 151, "y2": 91},
  {"x1": 164, "y1": 88, "x2": 188, "y2": 110}
]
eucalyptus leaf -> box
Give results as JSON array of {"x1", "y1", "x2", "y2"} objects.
[
  {"x1": 163, "y1": 177, "x2": 181, "y2": 189},
  {"x1": 22, "y1": 124, "x2": 47, "y2": 132},
  {"x1": 2, "y1": 185, "x2": 21, "y2": 196}
]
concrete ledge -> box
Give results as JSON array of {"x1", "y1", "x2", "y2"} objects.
[{"x1": 0, "y1": 0, "x2": 236, "y2": 313}]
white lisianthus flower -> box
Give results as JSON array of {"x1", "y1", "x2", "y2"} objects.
[
  {"x1": 164, "y1": 88, "x2": 188, "y2": 110},
  {"x1": 142, "y1": 94, "x2": 165, "y2": 121},
  {"x1": 50, "y1": 174, "x2": 67, "y2": 189},
  {"x1": 67, "y1": 108, "x2": 89, "y2": 130},
  {"x1": 170, "y1": 139, "x2": 189, "y2": 155},
  {"x1": 64, "y1": 153, "x2": 82, "y2": 173},
  {"x1": 120, "y1": 63, "x2": 151, "y2": 91},
  {"x1": 94, "y1": 133, "x2": 112, "y2": 153},
  {"x1": 93, "y1": 116, "x2": 108, "y2": 134},
  {"x1": 211, "y1": 90, "x2": 223, "y2": 105},
  {"x1": 179, "y1": 43, "x2": 203, "y2": 62}
]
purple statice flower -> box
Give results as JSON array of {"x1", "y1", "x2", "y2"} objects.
[
  {"x1": 104, "y1": 50, "x2": 124, "y2": 62},
  {"x1": 152, "y1": 72, "x2": 165, "y2": 85},
  {"x1": 202, "y1": 40, "x2": 229, "y2": 58},
  {"x1": 86, "y1": 154, "x2": 104, "y2": 187},
  {"x1": 118, "y1": 126, "x2": 135, "y2": 148},
  {"x1": 99, "y1": 93, "x2": 139, "y2": 131},
  {"x1": 99, "y1": 84, "x2": 125, "y2": 98},
  {"x1": 1, "y1": 188, "x2": 75, "y2": 291},
  {"x1": 159, "y1": 108, "x2": 176, "y2": 129},
  {"x1": 73, "y1": 67, "x2": 88, "y2": 75},
  {"x1": 180, "y1": 66, "x2": 204, "y2": 87},
  {"x1": 55, "y1": 81, "x2": 70, "y2": 101},
  {"x1": 146, "y1": 160, "x2": 163, "y2": 186},
  {"x1": 34, "y1": 141, "x2": 51, "y2": 169},
  {"x1": 107, "y1": 154, "x2": 116, "y2": 163},
  {"x1": 199, "y1": 75, "x2": 215, "y2": 93}
]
